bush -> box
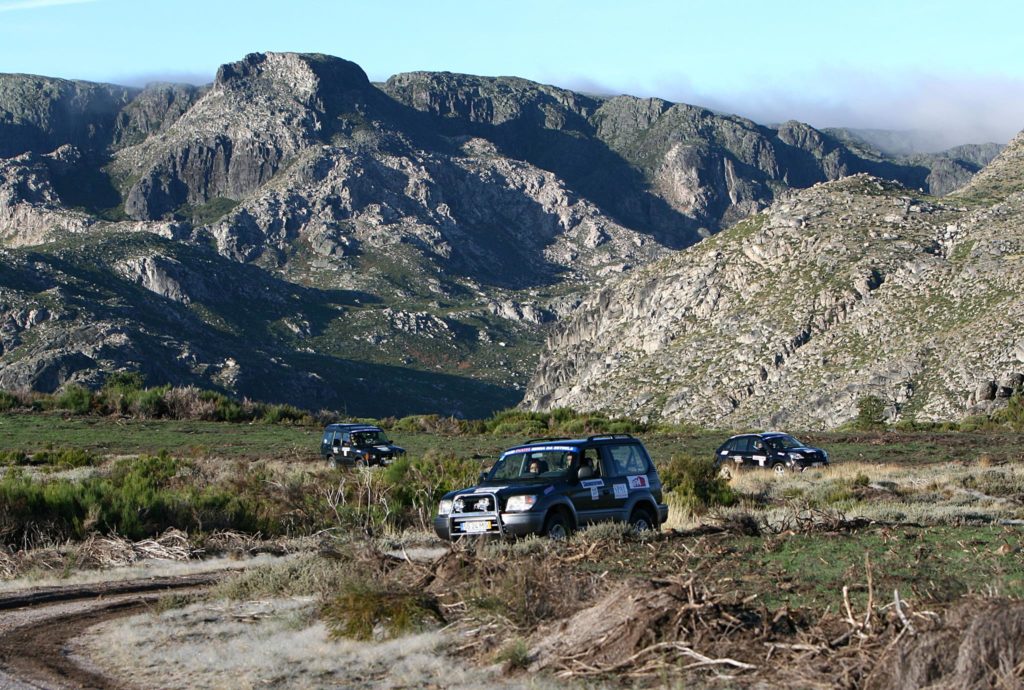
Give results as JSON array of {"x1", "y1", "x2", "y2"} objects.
[
  {"x1": 56, "y1": 385, "x2": 93, "y2": 414},
  {"x1": 25, "y1": 448, "x2": 97, "y2": 469},
  {"x1": 0, "y1": 450, "x2": 29, "y2": 465},
  {"x1": 382, "y1": 450, "x2": 480, "y2": 529},
  {"x1": 659, "y1": 453, "x2": 736, "y2": 515},
  {"x1": 0, "y1": 391, "x2": 21, "y2": 411},
  {"x1": 991, "y1": 391, "x2": 1024, "y2": 431},
  {"x1": 855, "y1": 395, "x2": 887, "y2": 430},
  {"x1": 321, "y1": 581, "x2": 443, "y2": 640},
  {"x1": 129, "y1": 386, "x2": 170, "y2": 418},
  {"x1": 261, "y1": 404, "x2": 308, "y2": 425}
]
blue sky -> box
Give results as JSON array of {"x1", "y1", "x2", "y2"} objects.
[{"x1": 2, "y1": 0, "x2": 1023, "y2": 145}]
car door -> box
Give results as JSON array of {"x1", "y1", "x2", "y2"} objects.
[
  {"x1": 748, "y1": 437, "x2": 770, "y2": 469},
  {"x1": 566, "y1": 446, "x2": 604, "y2": 524},
  {"x1": 600, "y1": 443, "x2": 651, "y2": 517},
  {"x1": 719, "y1": 436, "x2": 752, "y2": 468}
]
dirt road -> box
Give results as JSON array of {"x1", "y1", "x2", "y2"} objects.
[{"x1": 0, "y1": 574, "x2": 225, "y2": 689}]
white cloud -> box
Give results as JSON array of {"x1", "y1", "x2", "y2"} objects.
[
  {"x1": 546, "y1": 68, "x2": 1024, "y2": 150},
  {"x1": 0, "y1": 0, "x2": 96, "y2": 12}
]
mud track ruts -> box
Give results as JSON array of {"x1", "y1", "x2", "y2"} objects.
[{"x1": 0, "y1": 572, "x2": 228, "y2": 689}]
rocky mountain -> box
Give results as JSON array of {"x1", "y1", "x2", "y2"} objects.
[
  {"x1": 523, "y1": 132, "x2": 1024, "y2": 429},
  {"x1": 0, "y1": 52, "x2": 1007, "y2": 417},
  {"x1": 825, "y1": 128, "x2": 1003, "y2": 196}
]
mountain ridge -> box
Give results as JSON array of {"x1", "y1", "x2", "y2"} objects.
[{"x1": 0, "y1": 52, "x2": 1012, "y2": 419}]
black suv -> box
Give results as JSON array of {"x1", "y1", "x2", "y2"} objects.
[
  {"x1": 320, "y1": 424, "x2": 405, "y2": 467},
  {"x1": 434, "y1": 434, "x2": 668, "y2": 540},
  {"x1": 714, "y1": 432, "x2": 829, "y2": 476}
]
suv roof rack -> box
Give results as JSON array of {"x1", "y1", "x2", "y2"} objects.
[
  {"x1": 586, "y1": 433, "x2": 636, "y2": 441},
  {"x1": 523, "y1": 436, "x2": 571, "y2": 444}
]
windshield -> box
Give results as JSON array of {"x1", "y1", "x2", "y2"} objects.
[
  {"x1": 351, "y1": 430, "x2": 389, "y2": 446},
  {"x1": 487, "y1": 446, "x2": 579, "y2": 481},
  {"x1": 768, "y1": 435, "x2": 803, "y2": 450}
]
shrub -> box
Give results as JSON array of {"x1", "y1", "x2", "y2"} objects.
[
  {"x1": 261, "y1": 404, "x2": 308, "y2": 425},
  {"x1": 855, "y1": 395, "x2": 887, "y2": 430},
  {"x1": 320, "y1": 580, "x2": 443, "y2": 640},
  {"x1": 382, "y1": 450, "x2": 480, "y2": 530},
  {"x1": 0, "y1": 391, "x2": 20, "y2": 411},
  {"x1": 106, "y1": 371, "x2": 145, "y2": 391},
  {"x1": 660, "y1": 453, "x2": 736, "y2": 515},
  {"x1": 991, "y1": 391, "x2": 1024, "y2": 431},
  {"x1": 129, "y1": 386, "x2": 170, "y2": 418},
  {"x1": 0, "y1": 449, "x2": 29, "y2": 465},
  {"x1": 494, "y1": 639, "x2": 531, "y2": 671},
  {"x1": 26, "y1": 448, "x2": 97, "y2": 469},
  {"x1": 56, "y1": 385, "x2": 93, "y2": 414}
]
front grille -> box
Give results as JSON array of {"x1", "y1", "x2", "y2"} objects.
[
  {"x1": 453, "y1": 494, "x2": 495, "y2": 513},
  {"x1": 449, "y1": 492, "x2": 502, "y2": 536}
]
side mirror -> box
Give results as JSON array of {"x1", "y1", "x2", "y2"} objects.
[
  {"x1": 577, "y1": 466, "x2": 594, "y2": 480},
  {"x1": 478, "y1": 471, "x2": 488, "y2": 483}
]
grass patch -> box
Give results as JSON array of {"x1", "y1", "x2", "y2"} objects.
[{"x1": 321, "y1": 580, "x2": 443, "y2": 640}]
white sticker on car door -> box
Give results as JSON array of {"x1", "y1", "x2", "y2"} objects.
[
  {"x1": 581, "y1": 479, "x2": 604, "y2": 489},
  {"x1": 590, "y1": 487, "x2": 600, "y2": 500},
  {"x1": 613, "y1": 484, "x2": 628, "y2": 499}
]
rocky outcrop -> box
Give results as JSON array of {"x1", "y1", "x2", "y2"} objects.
[
  {"x1": 0, "y1": 74, "x2": 134, "y2": 158},
  {"x1": 0, "y1": 146, "x2": 95, "y2": 245},
  {"x1": 208, "y1": 139, "x2": 666, "y2": 286},
  {"x1": 115, "y1": 53, "x2": 385, "y2": 220},
  {"x1": 524, "y1": 154, "x2": 1024, "y2": 428},
  {"x1": 111, "y1": 83, "x2": 204, "y2": 149}
]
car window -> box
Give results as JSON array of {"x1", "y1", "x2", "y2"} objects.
[
  {"x1": 489, "y1": 447, "x2": 577, "y2": 481},
  {"x1": 730, "y1": 437, "x2": 752, "y2": 453},
  {"x1": 603, "y1": 444, "x2": 651, "y2": 477},
  {"x1": 773, "y1": 435, "x2": 802, "y2": 450},
  {"x1": 582, "y1": 448, "x2": 602, "y2": 477},
  {"x1": 351, "y1": 430, "x2": 389, "y2": 446}
]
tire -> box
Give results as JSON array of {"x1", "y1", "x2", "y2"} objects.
[
  {"x1": 771, "y1": 462, "x2": 787, "y2": 476},
  {"x1": 628, "y1": 506, "x2": 657, "y2": 532},
  {"x1": 542, "y1": 511, "x2": 571, "y2": 540},
  {"x1": 354, "y1": 457, "x2": 367, "y2": 469},
  {"x1": 328, "y1": 457, "x2": 339, "y2": 469},
  {"x1": 717, "y1": 465, "x2": 733, "y2": 481}
]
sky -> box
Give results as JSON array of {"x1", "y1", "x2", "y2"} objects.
[{"x1": 2, "y1": 0, "x2": 1023, "y2": 148}]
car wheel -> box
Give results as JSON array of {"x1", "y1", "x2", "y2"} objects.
[
  {"x1": 771, "y1": 462, "x2": 786, "y2": 476},
  {"x1": 328, "y1": 457, "x2": 338, "y2": 469},
  {"x1": 354, "y1": 457, "x2": 367, "y2": 469},
  {"x1": 543, "y1": 512, "x2": 571, "y2": 540},
  {"x1": 628, "y1": 506, "x2": 657, "y2": 532},
  {"x1": 717, "y1": 465, "x2": 733, "y2": 481}
]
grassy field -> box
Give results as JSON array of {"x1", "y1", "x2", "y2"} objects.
[
  {"x1": 3, "y1": 412, "x2": 1023, "y2": 465},
  {"x1": 2, "y1": 412, "x2": 1023, "y2": 687}
]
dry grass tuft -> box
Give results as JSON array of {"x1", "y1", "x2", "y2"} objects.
[{"x1": 321, "y1": 582, "x2": 444, "y2": 640}]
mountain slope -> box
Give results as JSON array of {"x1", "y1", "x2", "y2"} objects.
[
  {"x1": 523, "y1": 135, "x2": 1024, "y2": 428},
  {"x1": 0, "y1": 53, "x2": 1008, "y2": 416}
]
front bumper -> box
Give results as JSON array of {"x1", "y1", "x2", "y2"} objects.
[
  {"x1": 657, "y1": 503, "x2": 669, "y2": 525},
  {"x1": 433, "y1": 510, "x2": 547, "y2": 540}
]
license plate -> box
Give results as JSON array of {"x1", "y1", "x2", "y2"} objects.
[{"x1": 463, "y1": 520, "x2": 490, "y2": 533}]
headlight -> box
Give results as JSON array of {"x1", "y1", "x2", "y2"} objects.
[
  {"x1": 505, "y1": 495, "x2": 537, "y2": 512},
  {"x1": 788, "y1": 452, "x2": 805, "y2": 460},
  {"x1": 438, "y1": 499, "x2": 453, "y2": 516}
]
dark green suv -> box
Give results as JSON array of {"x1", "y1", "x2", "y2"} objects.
[
  {"x1": 320, "y1": 423, "x2": 405, "y2": 467},
  {"x1": 434, "y1": 434, "x2": 668, "y2": 540}
]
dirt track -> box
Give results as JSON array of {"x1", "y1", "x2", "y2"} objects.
[{"x1": 0, "y1": 573, "x2": 225, "y2": 689}]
